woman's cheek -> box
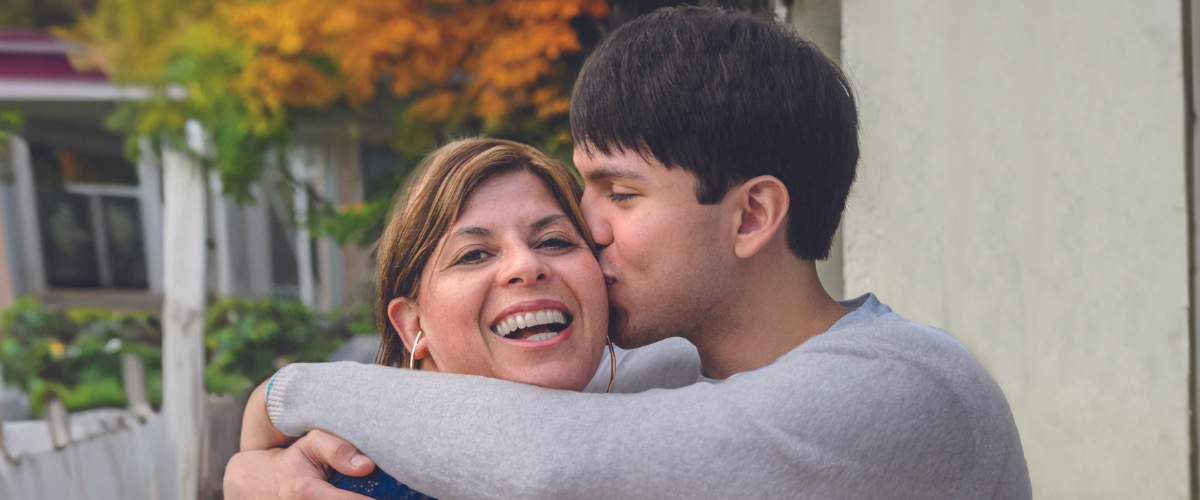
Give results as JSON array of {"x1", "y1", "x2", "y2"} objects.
[
  {"x1": 560, "y1": 255, "x2": 608, "y2": 344},
  {"x1": 425, "y1": 277, "x2": 493, "y2": 375}
]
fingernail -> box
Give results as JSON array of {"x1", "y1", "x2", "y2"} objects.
[{"x1": 350, "y1": 455, "x2": 369, "y2": 467}]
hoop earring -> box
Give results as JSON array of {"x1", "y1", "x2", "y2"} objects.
[
  {"x1": 606, "y1": 336, "x2": 616, "y2": 393},
  {"x1": 408, "y1": 331, "x2": 424, "y2": 370}
]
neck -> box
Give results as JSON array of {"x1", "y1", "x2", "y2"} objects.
[{"x1": 691, "y1": 253, "x2": 847, "y2": 380}]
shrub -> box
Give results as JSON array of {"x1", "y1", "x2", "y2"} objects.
[
  {"x1": 204, "y1": 297, "x2": 360, "y2": 395},
  {"x1": 0, "y1": 296, "x2": 161, "y2": 414},
  {"x1": 0, "y1": 296, "x2": 363, "y2": 416}
]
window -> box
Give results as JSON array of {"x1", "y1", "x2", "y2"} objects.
[{"x1": 29, "y1": 142, "x2": 148, "y2": 289}]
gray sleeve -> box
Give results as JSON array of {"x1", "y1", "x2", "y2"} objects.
[
  {"x1": 268, "y1": 362, "x2": 754, "y2": 500},
  {"x1": 583, "y1": 337, "x2": 700, "y2": 393},
  {"x1": 266, "y1": 338, "x2": 996, "y2": 500}
]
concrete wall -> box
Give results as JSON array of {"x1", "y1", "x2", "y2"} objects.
[{"x1": 840, "y1": 1, "x2": 1190, "y2": 498}]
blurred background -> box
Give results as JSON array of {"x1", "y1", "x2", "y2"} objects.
[{"x1": 0, "y1": 0, "x2": 1192, "y2": 499}]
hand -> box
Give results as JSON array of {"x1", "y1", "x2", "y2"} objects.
[{"x1": 224, "y1": 429, "x2": 376, "y2": 500}]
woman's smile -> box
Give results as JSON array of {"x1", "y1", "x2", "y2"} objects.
[{"x1": 489, "y1": 299, "x2": 573, "y2": 344}]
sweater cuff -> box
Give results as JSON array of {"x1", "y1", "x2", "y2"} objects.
[{"x1": 265, "y1": 365, "x2": 297, "y2": 434}]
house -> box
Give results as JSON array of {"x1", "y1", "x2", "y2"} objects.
[{"x1": 0, "y1": 28, "x2": 374, "y2": 313}]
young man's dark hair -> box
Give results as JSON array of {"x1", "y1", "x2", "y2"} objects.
[{"x1": 570, "y1": 5, "x2": 858, "y2": 260}]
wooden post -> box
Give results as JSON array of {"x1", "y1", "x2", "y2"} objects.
[
  {"x1": 0, "y1": 167, "x2": 17, "y2": 310},
  {"x1": 9, "y1": 135, "x2": 45, "y2": 296},
  {"x1": 123, "y1": 353, "x2": 154, "y2": 420},
  {"x1": 138, "y1": 138, "x2": 166, "y2": 295},
  {"x1": 208, "y1": 171, "x2": 235, "y2": 296},
  {"x1": 47, "y1": 397, "x2": 90, "y2": 499},
  {"x1": 162, "y1": 122, "x2": 209, "y2": 500},
  {"x1": 47, "y1": 398, "x2": 70, "y2": 449}
]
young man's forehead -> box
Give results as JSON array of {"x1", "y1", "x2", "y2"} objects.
[
  {"x1": 574, "y1": 147, "x2": 664, "y2": 180},
  {"x1": 581, "y1": 165, "x2": 647, "y2": 183}
]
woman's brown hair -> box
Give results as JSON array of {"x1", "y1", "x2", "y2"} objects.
[{"x1": 375, "y1": 138, "x2": 596, "y2": 368}]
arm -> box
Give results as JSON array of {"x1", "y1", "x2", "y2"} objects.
[
  {"x1": 265, "y1": 341, "x2": 980, "y2": 500},
  {"x1": 231, "y1": 339, "x2": 703, "y2": 500},
  {"x1": 268, "y1": 363, "x2": 742, "y2": 500},
  {"x1": 241, "y1": 379, "x2": 296, "y2": 450}
]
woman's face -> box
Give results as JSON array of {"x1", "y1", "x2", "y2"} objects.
[{"x1": 394, "y1": 170, "x2": 608, "y2": 390}]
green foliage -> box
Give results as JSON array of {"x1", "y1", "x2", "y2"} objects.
[
  {"x1": 0, "y1": 296, "x2": 161, "y2": 414},
  {"x1": 204, "y1": 297, "x2": 359, "y2": 395},
  {"x1": 0, "y1": 111, "x2": 24, "y2": 157},
  {"x1": 310, "y1": 191, "x2": 393, "y2": 248},
  {"x1": 0, "y1": 296, "x2": 362, "y2": 416}
]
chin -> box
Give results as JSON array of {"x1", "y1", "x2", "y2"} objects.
[
  {"x1": 530, "y1": 374, "x2": 592, "y2": 391},
  {"x1": 510, "y1": 366, "x2": 594, "y2": 392}
]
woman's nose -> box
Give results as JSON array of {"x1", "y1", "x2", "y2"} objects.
[{"x1": 500, "y1": 246, "x2": 549, "y2": 286}]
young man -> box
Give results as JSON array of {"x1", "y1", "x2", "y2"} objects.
[{"x1": 226, "y1": 7, "x2": 1031, "y2": 499}]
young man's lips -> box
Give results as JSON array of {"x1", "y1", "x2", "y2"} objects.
[{"x1": 603, "y1": 275, "x2": 616, "y2": 286}]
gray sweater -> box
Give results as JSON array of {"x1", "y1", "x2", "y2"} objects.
[{"x1": 267, "y1": 294, "x2": 1031, "y2": 499}]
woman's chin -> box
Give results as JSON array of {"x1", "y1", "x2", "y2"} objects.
[
  {"x1": 489, "y1": 328, "x2": 606, "y2": 391},
  {"x1": 502, "y1": 363, "x2": 599, "y2": 392}
]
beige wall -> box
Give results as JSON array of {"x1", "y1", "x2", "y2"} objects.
[{"x1": 840, "y1": 1, "x2": 1189, "y2": 498}]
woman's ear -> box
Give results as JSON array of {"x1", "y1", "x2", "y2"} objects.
[
  {"x1": 731, "y1": 175, "x2": 789, "y2": 259},
  {"x1": 387, "y1": 297, "x2": 428, "y2": 361}
]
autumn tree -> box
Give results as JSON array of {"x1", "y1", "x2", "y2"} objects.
[{"x1": 57, "y1": 0, "x2": 774, "y2": 245}]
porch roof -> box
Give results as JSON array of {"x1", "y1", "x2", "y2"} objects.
[{"x1": 0, "y1": 29, "x2": 148, "y2": 102}]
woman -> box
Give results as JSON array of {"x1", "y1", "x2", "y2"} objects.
[{"x1": 243, "y1": 137, "x2": 615, "y2": 499}]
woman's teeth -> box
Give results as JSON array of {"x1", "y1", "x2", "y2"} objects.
[{"x1": 492, "y1": 309, "x2": 568, "y2": 339}]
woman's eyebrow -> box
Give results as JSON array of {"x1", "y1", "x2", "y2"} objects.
[
  {"x1": 448, "y1": 214, "x2": 565, "y2": 240},
  {"x1": 530, "y1": 213, "x2": 568, "y2": 232},
  {"x1": 450, "y1": 226, "x2": 492, "y2": 239}
]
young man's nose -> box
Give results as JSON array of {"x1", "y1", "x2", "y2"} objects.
[{"x1": 581, "y1": 206, "x2": 614, "y2": 248}]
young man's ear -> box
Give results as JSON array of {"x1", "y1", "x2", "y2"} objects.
[
  {"x1": 387, "y1": 298, "x2": 428, "y2": 361},
  {"x1": 731, "y1": 175, "x2": 789, "y2": 259}
]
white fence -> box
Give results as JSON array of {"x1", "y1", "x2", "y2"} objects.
[
  {"x1": 0, "y1": 406, "x2": 174, "y2": 500},
  {"x1": 0, "y1": 355, "x2": 186, "y2": 500},
  {"x1": 0, "y1": 335, "x2": 377, "y2": 500}
]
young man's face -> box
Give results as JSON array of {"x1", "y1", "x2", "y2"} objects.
[{"x1": 574, "y1": 146, "x2": 734, "y2": 348}]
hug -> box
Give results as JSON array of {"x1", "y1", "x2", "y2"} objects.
[{"x1": 225, "y1": 6, "x2": 1031, "y2": 500}]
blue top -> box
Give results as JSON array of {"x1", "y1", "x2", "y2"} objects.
[{"x1": 330, "y1": 468, "x2": 436, "y2": 500}]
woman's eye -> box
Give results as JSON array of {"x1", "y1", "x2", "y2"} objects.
[
  {"x1": 455, "y1": 249, "x2": 489, "y2": 265},
  {"x1": 539, "y1": 237, "x2": 577, "y2": 250}
]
